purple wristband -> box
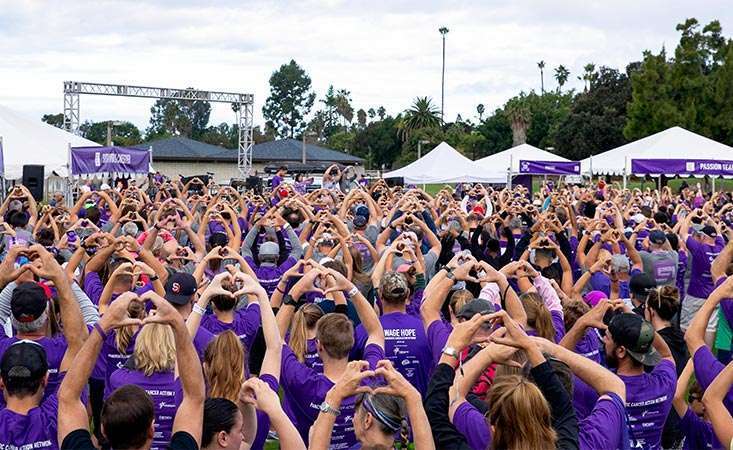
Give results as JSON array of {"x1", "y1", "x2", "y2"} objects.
[{"x1": 94, "y1": 322, "x2": 107, "y2": 340}]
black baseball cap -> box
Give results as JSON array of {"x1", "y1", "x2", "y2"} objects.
[
  {"x1": 164, "y1": 272, "x2": 197, "y2": 305},
  {"x1": 648, "y1": 230, "x2": 667, "y2": 245},
  {"x1": 0, "y1": 340, "x2": 48, "y2": 383},
  {"x1": 11, "y1": 283, "x2": 49, "y2": 323},
  {"x1": 607, "y1": 313, "x2": 660, "y2": 366},
  {"x1": 352, "y1": 215, "x2": 368, "y2": 229},
  {"x1": 629, "y1": 273, "x2": 656, "y2": 297},
  {"x1": 456, "y1": 298, "x2": 496, "y2": 321},
  {"x1": 700, "y1": 225, "x2": 717, "y2": 239}
]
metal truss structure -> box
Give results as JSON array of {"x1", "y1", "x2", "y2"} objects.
[{"x1": 63, "y1": 81, "x2": 254, "y2": 176}]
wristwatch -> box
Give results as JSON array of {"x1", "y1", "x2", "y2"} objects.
[
  {"x1": 441, "y1": 345, "x2": 460, "y2": 360},
  {"x1": 445, "y1": 268, "x2": 456, "y2": 281},
  {"x1": 319, "y1": 401, "x2": 341, "y2": 416}
]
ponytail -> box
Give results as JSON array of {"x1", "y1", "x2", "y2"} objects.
[
  {"x1": 116, "y1": 300, "x2": 145, "y2": 354},
  {"x1": 521, "y1": 292, "x2": 556, "y2": 342},
  {"x1": 289, "y1": 304, "x2": 323, "y2": 363},
  {"x1": 204, "y1": 331, "x2": 245, "y2": 402}
]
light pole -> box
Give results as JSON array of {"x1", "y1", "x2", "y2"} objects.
[
  {"x1": 106, "y1": 120, "x2": 124, "y2": 146},
  {"x1": 439, "y1": 27, "x2": 449, "y2": 121}
]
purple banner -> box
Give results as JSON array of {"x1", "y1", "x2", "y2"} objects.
[
  {"x1": 631, "y1": 159, "x2": 733, "y2": 176},
  {"x1": 71, "y1": 146, "x2": 150, "y2": 176},
  {"x1": 519, "y1": 160, "x2": 580, "y2": 175}
]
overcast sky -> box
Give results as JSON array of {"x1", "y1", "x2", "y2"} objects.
[{"x1": 0, "y1": 0, "x2": 731, "y2": 133}]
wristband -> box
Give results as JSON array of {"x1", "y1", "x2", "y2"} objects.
[
  {"x1": 347, "y1": 286, "x2": 359, "y2": 297},
  {"x1": 192, "y1": 304, "x2": 206, "y2": 315},
  {"x1": 94, "y1": 322, "x2": 107, "y2": 340},
  {"x1": 283, "y1": 294, "x2": 298, "y2": 307},
  {"x1": 149, "y1": 275, "x2": 159, "y2": 282},
  {"x1": 276, "y1": 285, "x2": 286, "y2": 295}
]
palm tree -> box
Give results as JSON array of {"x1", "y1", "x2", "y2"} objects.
[
  {"x1": 377, "y1": 106, "x2": 386, "y2": 120},
  {"x1": 504, "y1": 98, "x2": 531, "y2": 146},
  {"x1": 476, "y1": 103, "x2": 485, "y2": 122},
  {"x1": 399, "y1": 96, "x2": 442, "y2": 141},
  {"x1": 581, "y1": 63, "x2": 597, "y2": 91},
  {"x1": 554, "y1": 65, "x2": 570, "y2": 92},
  {"x1": 537, "y1": 61, "x2": 546, "y2": 93},
  {"x1": 334, "y1": 89, "x2": 353, "y2": 126}
]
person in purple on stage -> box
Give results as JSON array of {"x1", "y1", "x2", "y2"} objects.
[{"x1": 271, "y1": 166, "x2": 287, "y2": 190}]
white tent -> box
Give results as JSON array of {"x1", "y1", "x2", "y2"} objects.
[
  {"x1": 383, "y1": 141, "x2": 503, "y2": 183},
  {"x1": 580, "y1": 126, "x2": 733, "y2": 176},
  {"x1": 475, "y1": 143, "x2": 570, "y2": 178},
  {"x1": 0, "y1": 105, "x2": 100, "y2": 179}
]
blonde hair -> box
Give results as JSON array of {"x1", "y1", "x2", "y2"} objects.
[
  {"x1": 204, "y1": 331, "x2": 244, "y2": 402},
  {"x1": 449, "y1": 289, "x2": 473, "y2": 317},
  {"x1": 521, "y1": 292, "x2": 556, "y2": 342},
  {"x1": 488, "y1": 375, "x2": 557, "y2": 450},
  {"x1": 134, "y1": 323, "x2": 176, "y2": 376},
  {"x1": 289, "y1": 304, "x2": 323, "y2": 363},
  {"x1": 115, "y1": 300, "x2": 145, "y2": 354}
]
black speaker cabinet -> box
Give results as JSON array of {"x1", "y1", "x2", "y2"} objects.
[{"x1": 22, "y1": 165, "x2": 44, "y2": 201}]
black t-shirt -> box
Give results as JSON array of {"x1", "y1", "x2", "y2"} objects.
[{"x1": 62, "y1": 429, "x2": 199, "y2": 450}]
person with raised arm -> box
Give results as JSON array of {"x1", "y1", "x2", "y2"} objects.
[{"x1": 58, "y1": 291, "x2": 205, "y2": 450}]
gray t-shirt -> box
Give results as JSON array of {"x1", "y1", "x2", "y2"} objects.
[{"x1": 639, "y1": 250, "x2": 679, "y2": 286}]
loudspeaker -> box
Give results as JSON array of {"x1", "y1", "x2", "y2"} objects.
[
  {"x1": 385, "y1": 177, "x2": 404, "y2": 188},
  {"x1": 245, "y1": 175, "x2": 262, "y2": 194},
  {"x1": 22, "y1": 165, "x2": 44, "y2": 201}
]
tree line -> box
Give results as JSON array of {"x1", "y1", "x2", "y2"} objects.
[{"x1": 42, "y1": 18, "x2": 733, "y2": 169}]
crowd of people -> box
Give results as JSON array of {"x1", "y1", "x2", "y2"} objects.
[{"x1": 0, "y1": 169, "x2": 732, "y2": 450}]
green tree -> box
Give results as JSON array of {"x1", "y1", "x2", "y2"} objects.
[
  {"x1": 41, "y1": 113, "x2": 64, "y2": 128},
  {"x1": 523, "y1": 91, "x2": 574, "y2": 149},
  {"x1": 356, "y1": 109, "x2": 367, "y2": 128},
  {"x1": 579, "y1": 63, "x2": 597, "y2": 91},
  {"x1": 377, "y1": 106, "x2": 386, "y2": 120},
  {"x1": 538, "y1": 61, "x2": 546, "y2": 93},
  {"x1": 398, "y1": 96, "x2": 442, "y2": 141},
  {"x1": 79, "y1": 121, "x2": 143, "y2": 146},
  {"x1": 555, "y1": 66, "x2": 633, "y2": 160},
  {"x1": 262, "y1": 59, "x2": 316, "y2": 138},
  {"x1": 504, "y1": 96, "x2": 532, "y2": 146},
  {"x1": 476, "y1": 104, "x2": 485, "y2": 122},
  {"x1": 476, "y1": 109, "x2": 512, "y2": 156},
  {"x1": 327, "y1": 130, "x2": 356, "y2": 153},
  {"x1": 352, "y1": 115, "x2": 401, "y2": 168},
  {"x1": 146, "y1": 89, "x2": 211, "y2": 140},
  {"x1": 367, "y1": 108, "x2": 377, "y2": 119},
  {"x1": 554, "y1": 65, "x2": 570, "y2": 91},
  {"x1": 334, "y1": 89, "x2": 354, "y2": 126}
]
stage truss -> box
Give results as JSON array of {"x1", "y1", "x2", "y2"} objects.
[{"x1": 63, "y1": 81, "x2": 254, "y2": 177}]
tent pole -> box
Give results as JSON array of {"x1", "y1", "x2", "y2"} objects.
[
  {"x1": 507, "y1": 154, "x2": 513, "y2": 189},
  {"x1": 712, "y1": 177, "x2": 716, "y2": 194},
  {"x1": 0, "y1": 136, "x2": 4, "y2": 202},
  {"x1": 623, "y1": 155, "x2": 628, "y2": 190}
]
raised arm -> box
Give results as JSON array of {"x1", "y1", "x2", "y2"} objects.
[{"x1": 702, "y1": 361, "x2": 733, "y2": 449}]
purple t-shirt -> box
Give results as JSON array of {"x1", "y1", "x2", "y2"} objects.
[
  {"x1": 245, "y1": 256, "x2": 298, "y2": 296},
  {"x1": 99, "y1": 328, "x2": 138, "y2": 385},
  {"x1": 679, "y1": 407, "x2": 719, "y2": 450},
  {"x1": 193, "y1": 326, "x2": 216, "y2": 361},
  {"x1": 579, "y1": 392, "x2": 627, "y2": 450},
  {"x1": 452, "y1": 402, "x2": 490, "y2": 450},
  {"x1": 250, "y1": 374, "x2": 279, "y2": 450},
  {"x1": 354, "y1": 312, "x2": 432, "y2": 395},
  {"x1": 106, "y1": 368, "x2": 182, "y2": 450},
  {"x1": 575, "y1": 328, "x2": 603, "y2": 365},
  {"x1": 692, "y1": 346, "x2": 733, "y2": 411},
  {"x1": 0, "y1": 394, "x2": 58, "y2": 450},
  {"x1": 677, "y1": 251, "x2": 688, "y2": 299},
  {"x1": 280, "y1": 343, "x2": 385, "y2": 448},
  {"x1": 200, "y1": 304, "x2": 261, "y2": 351},
  {"x1": 620, "y1": 359, "x2": 676, "y2": 450},
  {"x1": 686, "y1": 236, "x2": 724, "y2": 298},
  {"x1": 426, "y1": 320, "x2": 452, "y2": 366}
]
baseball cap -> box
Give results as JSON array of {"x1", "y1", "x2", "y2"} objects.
[
  {"x1": 164, "y1": 272, "x2": 197, "y2": 306},
  {"x1": 11, "y1": 283, "x2": 49, "y2": 323},
  {"x1": 259, "y1": 241, "x2": 279, "y2": 257},
  {"x1": 354, "y1": 205, "x2": 370, "y2": 218},
  {"x1": 0, "y1": 340, "x2": 48, "y2": 383},
  {"x1": 583, "y1": 290, "x2": 608, "y2": 307},
  {"x1": 631, "y1": 213, "x2": 646, "y2": 224},
  {"x1": 396, "y1": 263, "x2": 413, "y2": 274},
  {"x1": 607, "y1": 313, "x2": 661, "y2": 366},
  {"x1": 456, "y1": 298, "x2": 496, "y2": 321},
  {"x1": 649, "y1": 230, "x2": 667, "y2": 245},
  {"x1": 700, "y1": 225, "x2": 717, "y2": 239},
  {"x1": 471, "y1": 205, "x2": 485, "y2": 216},
  {"x1": 379, "y1": 272, "x2": 409, "y2": 300},
  {"x1": 208, "y1": 232, "x2": 229, "y2": 248},
  {"x1": 100, "y1": 183, "x2": 111, "y2": 191},
  {"x1": 8, "y1": 200, "x2": 23, "y2": 213},
  {"x1": 629, "y1": 273, "x2": 656, "y2": 297}
]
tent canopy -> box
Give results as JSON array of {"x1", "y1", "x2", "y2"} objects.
[
  {"x1": 581, "y1": 126, "x2": 733, "y2": 176},
  {"x1": 475, "y1": 144, "x2": 570, "y2": 177},
  {"x1": 383, "y1": 142, "x2": 502, "y2": 184},
  {"x1": 0, "y1": 105, "x2": 100, "y2": 179}
]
